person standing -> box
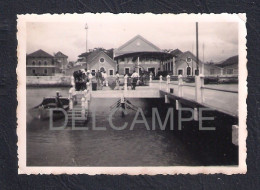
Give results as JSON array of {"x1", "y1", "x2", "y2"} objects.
[
  {"x1": 103, "y1": 71, "x2": 108, "y2": 87},
  {"x1": 131, "y1": 70, "x2": 139, "y2": 90},
  {"x1": 96, "y1": 70, "x2": 102, "y2": 90},
  {"x1": 115, "y1": 71, "x2": 120, "y2": 90}
]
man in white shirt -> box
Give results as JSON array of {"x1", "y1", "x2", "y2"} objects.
[{"x1": 131, "y1": 71, "x2": 139, "y2": 90}]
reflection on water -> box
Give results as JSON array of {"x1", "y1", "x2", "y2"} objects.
[{"x1": 27, "y1": 87, "x2": 237, "y2": 166}]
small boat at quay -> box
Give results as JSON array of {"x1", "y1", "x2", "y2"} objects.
[{"x1": 30, "y1": 92, "x2": 69, "y2": 120}]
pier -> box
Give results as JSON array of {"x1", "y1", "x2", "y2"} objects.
[{"x1": 68, "y1": 74, "x2": 238, "y2": 145}]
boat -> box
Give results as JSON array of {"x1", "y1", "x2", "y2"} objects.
[{"x1": 30, "y1": 92, "x2": 70, "y2": 120}]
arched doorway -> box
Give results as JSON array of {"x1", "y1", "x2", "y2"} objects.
[
  {"x1": 100, "y1": 67, "x2": 105, "y2": 72},
  {"x1": 186, "y1": 66, "x2": 191, "y2": 76}
]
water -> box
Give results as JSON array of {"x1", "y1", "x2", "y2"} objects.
[{"x1": 26, "y1": 87, "x2": 237, "y2": 166}]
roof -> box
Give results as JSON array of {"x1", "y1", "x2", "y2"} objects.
[
  {"x1": 170, "y1": 49, "x2": 183, "y2": 57},
  {"x1": 78, "y1": 49, "x2": 115, "y2": 65},
  {"x1": 54, "y1": 51, "x2": 68, "y2": 58},
  {"x1": 116, "y1": 34, "x2": 161, "y2": 53},
  {"x1": 176, "y1": 51, "x2": 203, "y2": 64},
  {"x1": 215, "y1": 55, "x2": 238, "y2": 67},
  {"x1": 27, "y1": 49, "x2": 54, "y2": 58}
]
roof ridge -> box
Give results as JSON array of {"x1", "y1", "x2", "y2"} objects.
[{"x1": 117, "y1": 34, "x2": 161, "y2": 52}]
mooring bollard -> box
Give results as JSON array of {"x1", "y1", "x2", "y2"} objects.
[
  {"x1": 195, "y1": 74, "x2": 204, "y2": 103},
  {"x1": 166, "y1": 75, "x2": 170, "y2": 92},
  {"x1": 159, "y1": 75, "x2": 163, "y2": 90},
  {"x1": 178, "y1": 75, "x2": 183, "y2": 97},
  {"x1": 69, "y1": 87, "x2": 74, "y2": 109},
  {"x1": 124, "y1": 75, "x2": 128, "y2": 91}
]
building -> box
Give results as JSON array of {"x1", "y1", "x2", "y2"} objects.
[
  {"x1": 26, "y1": 49, "x2": 58, "y2": 76},
  {"x1": 164, "y1": 50, "x2": 238, "y2": 77},
  {"x1": 212, "y1": 55, "x2": 238, "y2": 76},
  {"x1": 173, "y1": 51, "x2": 202, "y2": 76},
  {"x1": 54, "y1": 51, "x2": 68, "y2": 74},
  {"x1": 66, "y1": 49, "x2": 116, "y2": 76},
  {"x1": 114, "y1": 35, "x2": 173, "y2": 76}
]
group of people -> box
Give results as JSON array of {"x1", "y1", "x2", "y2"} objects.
[
  {"x1": 95, "y1": 70, "x2": 108, "y2": 90},
  {"x1": 114, "y1": 70, "x2": 140, "y2": 90},
  {"x1": 73, "y1": 69, "x2": 148, "y2": 91},
  {"x1": 73, "y1": 69, "x2": 92, "y2": 91}
]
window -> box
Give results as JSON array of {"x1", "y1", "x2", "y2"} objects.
[
  {"x1": 99, "y1": 58, "x2": 105, "y2": 63},
  {"x1": 109, "y1": 69, "x2": 114, "y2": 76},
  {"x1": 32, "y1": 61, "x2": 35, "y2": 66},
  {"x1": 178, "y1": 69, "x2": 183, "y2": 75},
  {"x1": 38, "y1": 61, "x2": 41, "y2": 65},
  {"x1": 44, "y1": 69, "x2": 48, "y2": 74},
  {"x1": 210, "y1": 69, "x2": 215, "y2": 75},
  {"x1": 187, "y1": 67, "x2": 191, "y2": 76},
  {"x1": 227, "y1": 69, "x2": 233, "y2": 75},
  {"x1": 32, "y1": 69, "x2": 36, "y2": 74},
  {"x1": 125, "y1": 68, "x2": 130, "y2": 75},
  {"x1": 44, "y1": 61, "x2": 47, "y2": 65}
]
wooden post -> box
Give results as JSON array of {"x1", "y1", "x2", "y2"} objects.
[
  {"x1": 165, "y1": 95, "x2": 170, "y2": 103},
  {"x1": 166, "y1": 75, "x2": 170, "y2": 92},
  {"x1": 178, "y1": 75, "x2": 183, "y2": 97},
  {"x1": 232, "y1": 125, "x2": 238, "y2": 146},
  {"x1": 124, "y1": 75, "x2": 128, "y2": 91},
  {"x1": 194, "y1": 108, "x2": 198, "y2": 121},
  {"x1": 176, "y1": 100, "x2": 182, "y2": 110},
  {"x1": 195, "y1": 74, "x2": 204, "y2": 103},
  {"x1": 159, "y1": 75, "x2": 162, "y2": 90}
]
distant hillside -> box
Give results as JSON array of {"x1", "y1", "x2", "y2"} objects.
[{"x1": 216, "y1": 55, "x2": 238, "y2": 67}]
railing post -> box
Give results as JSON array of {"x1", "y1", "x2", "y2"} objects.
[
  {"x1": 178, "y1": 75, "x2": 183, "y2": 97},
  {"x1": 195, "y1": 74, "x2": 204, "y2": 103},
  {"x1": 89, "y1": 75, "x2": 92, "y2": 91},
  {"x1": 124, "y1": 75, "x2": 128, "y2": 91},
  {"x1": 159, "y1": 75, "x2": 162, "y2": 90},
  {"x1": 81, "y1": 97, "x2": 86, "y2": 118},
  {"x1": 71, "y1": 76, "x2": 75, "y2": 90},
  {"x1": 69, "y1": 87, "x2": 73, "y2": 109},
  {"x1": 166, "y1": 75, "x2": 170, "y2": 92},
  {"x1": 150, "y1": 74, "x2": 152, "y2": 82}
]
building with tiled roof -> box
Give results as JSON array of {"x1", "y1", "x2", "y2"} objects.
[
  {"x1": 114, "y1": 35, "x2": 173, "y2": 76},
  {"x1": 66, "y1": 49, "x2": 116, "y2": 76},
  {"x1": 26, "y1": 49, "x2": 59, "y2": 76},
  {"x1": 54, "y1": 51, "x2": 68, "y2": 74}
]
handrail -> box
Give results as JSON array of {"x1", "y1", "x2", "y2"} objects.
[
  {"x1": 201, "y1": 86, "x2": 238, "y2": 93},
  {"x1": 181, "y1": 84, "x2": 195, "y2": 87}
]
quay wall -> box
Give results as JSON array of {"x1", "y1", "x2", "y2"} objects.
[{"x1": 26, "y1": 76, "x2": 71, "y2": 87}]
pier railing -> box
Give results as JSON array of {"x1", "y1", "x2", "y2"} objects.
[{"x1": 149, "y1": 74, "x2": 238, "y2": 117}]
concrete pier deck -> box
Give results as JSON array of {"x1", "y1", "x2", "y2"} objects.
[{"x1": 88, "y1": 83, "x2": 238, "y2": 117}]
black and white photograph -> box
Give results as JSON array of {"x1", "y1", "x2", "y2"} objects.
[{"x1": 17, "y1": 13, "x2": 247, "y2": 175}]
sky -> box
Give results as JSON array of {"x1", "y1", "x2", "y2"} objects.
[{"x1": 26, "y1": 14, "x2": 238, "y2": 62}]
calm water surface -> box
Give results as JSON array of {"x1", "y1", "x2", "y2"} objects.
[{"x1": 26, "y1": 87, "x2": 237, "y2": 166}]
